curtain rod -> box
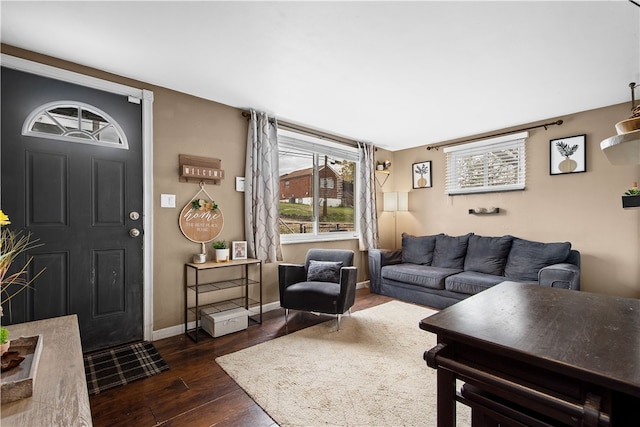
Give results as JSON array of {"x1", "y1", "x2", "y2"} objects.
[
  {"x1": 426, "y1": 119, "x2": 564, "y2": 151},
  {"x1": 241, "y1": 111, "x2": 359, "y2": 148}
]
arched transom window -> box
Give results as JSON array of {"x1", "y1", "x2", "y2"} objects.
[{"x1": 22, "y1": 101, "x2": 129, "y2": 149}]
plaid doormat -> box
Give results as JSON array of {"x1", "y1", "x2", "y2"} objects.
[{"x1": 84, "y1": 341, "x2": 169, "y2": 395}]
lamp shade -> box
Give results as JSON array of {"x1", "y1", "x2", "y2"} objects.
[
  {"x1": 383, "y1": 192, "x2": 398, "y2": 212},
  {"x1": 383, "y1": 192, "x2": 409, "y2": 212},
  {"x1": 397, "y1": 192, "x2": 409, "y2": 211}
]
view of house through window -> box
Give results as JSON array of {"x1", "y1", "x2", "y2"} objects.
[{"x1": 278, "y1": 130, "x2": 358, "y2": 240}]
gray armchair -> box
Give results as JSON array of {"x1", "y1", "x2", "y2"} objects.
[{"x1": 278, "y1": 249, "x2": 357, "y2": 331}]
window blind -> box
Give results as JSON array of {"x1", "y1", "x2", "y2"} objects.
[
  {"x1": 444, "y1": 131, "x2": 528, "y2": 195},
  {"x1": 278, "y1": 130, "x2": 359, "y2": 162}
]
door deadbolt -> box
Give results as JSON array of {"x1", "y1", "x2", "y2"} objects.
[{"x1": 129, "y1": 211, "x2": 140, "y2": 221}]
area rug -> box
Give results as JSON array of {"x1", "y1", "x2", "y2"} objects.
[
  {"x1": 216, "y1": 300, "x2": 470, "y2": 426},
  {"x1": 84, "y1": 341, "x2": 169, "y2": 395}
]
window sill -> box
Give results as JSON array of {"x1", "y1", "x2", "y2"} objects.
[{"x1": 280, "y1": 234, "x2": 359, "y2": 245}]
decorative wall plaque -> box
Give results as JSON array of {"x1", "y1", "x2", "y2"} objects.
[{"x1": 179, "y1": 183, "x2": 224, "y2": 243}]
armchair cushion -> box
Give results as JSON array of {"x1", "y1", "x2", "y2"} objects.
[
  {"x1": 284, "y1": 282, "x2": 341, "y2": 313},
  {"x1": 307, "y1": 260, "x2": 343, "y2": 283}
]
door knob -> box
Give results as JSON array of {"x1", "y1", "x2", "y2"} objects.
[{"x1": 129, "y1": 228, "x2": 141, "y2": 238}]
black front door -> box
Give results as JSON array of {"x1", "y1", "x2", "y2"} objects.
[{"x1": 1, "y1": 67, "x2": 144, "y2": 352}]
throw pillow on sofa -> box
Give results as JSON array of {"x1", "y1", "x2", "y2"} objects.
[
  {"x1": 504, "y1": 238, "x2": 571, "y2": 281},
  {"x1": 464, "y1": 235, "x2": 513, "y2": 276},
  {"x1": 401, "y1": 233, "x2": 443, "y2": 265},
  {"x1": 432, "y1": 233, "x2": 473, "y2": 269}
]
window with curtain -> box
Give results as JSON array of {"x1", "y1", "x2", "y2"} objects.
[
  {"x1": 278, "y1": 129, "x2": 359, "y2": 242},
  {"x1": 444, "y1": 131, "x2": 528, "y2": 195}
]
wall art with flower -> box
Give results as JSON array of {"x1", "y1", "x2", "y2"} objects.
[
  {"x1": 550, "y1": 134, "x2": 586, "y2": 175},
  {"x1": 412, "y1": 161, "x2": 432, "y2": 189}
]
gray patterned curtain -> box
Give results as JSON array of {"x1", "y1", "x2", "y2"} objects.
[
  {"x1": 245, "y1": 110, "x2": 282, "y2": 262},
  {"x1": 357, "y1": 142, "x2": 378, "y2": 250}
]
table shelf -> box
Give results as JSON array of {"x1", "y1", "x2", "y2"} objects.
[
  {"x1": 186, "y1": 277, "x2": 261, "y2": 293},
  {"x1": 187, "y1": 297, "x2": 261, "y2": 316}
]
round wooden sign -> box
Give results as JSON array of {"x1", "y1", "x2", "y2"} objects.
[{"x1": 179, "y1": 202, "x2": 224, "y2": 243}]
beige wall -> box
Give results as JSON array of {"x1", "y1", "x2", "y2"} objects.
[
  {"x1": 4, "y1": 45, "x2": 638, "y2": 333},
  {"x1": 2, "y1": 45, "x2": 367, "y2": 333},
  {"x1": 151, "y1": 90, "x2": 366, "y2": 330},
  {"x1": 377, "y1": 104, "x2": 640, "y2": 299}
]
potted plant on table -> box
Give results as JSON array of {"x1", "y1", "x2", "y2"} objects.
[
  {"x1": 212, "y1": 240, "x2": 229, "y2": 262},
  {"x1": 1, "y1": 209, "x2": 45, "y2": 354},
  {"x1": 0, "y1": 325, "x2": 9, "y2": 355}
]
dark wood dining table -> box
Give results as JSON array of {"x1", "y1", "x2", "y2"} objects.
[{"x1": 420, "y1": 281, "x2": 640, "y2": 426}]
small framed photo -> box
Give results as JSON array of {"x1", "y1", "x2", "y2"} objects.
[
  {"x1": 232, "y1": 241, "x2": 247, "y2": 260},
  {"x1": 412, "y1": 161, "x2": 432, "y2": 189},
  {"x1": 550, "y1": 134, "x2": 586, "y2": 175}
]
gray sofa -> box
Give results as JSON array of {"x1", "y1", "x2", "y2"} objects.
[{"x1": 368, "y1": 233, "x2": 580, "y2": 309}]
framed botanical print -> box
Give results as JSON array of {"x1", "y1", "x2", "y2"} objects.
[
  {"x1": 412, "y1": 161, "x2": 432, "y2": 189},
  {"x1": 550, "y1": 134, "x2": 586, "y2": 175}
]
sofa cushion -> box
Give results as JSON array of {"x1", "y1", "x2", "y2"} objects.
[
  {"x1": 382, "y1": 264, "x2": 461, "y2": 290},
  {"x1": 307, "y1": 260, "x2": 343, "y2": 283},
  {"x1": 432, "y1": 233, "x2": 473, "y2": 269},
  {"x1": 464, "y1": 235, "x2": 513, "y2": 275},
  {"x1": 504, "y1": 238, "x2": 571, "y2": 281},
  {"x1": 401, "y1": 233, "x2": 442, "y2": 265},
  {"x1": 445, "y1": 271, "x2": 532, "y2": 295}
]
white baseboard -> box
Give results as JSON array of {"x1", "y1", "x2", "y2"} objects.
[
  {"x1": 152, "y1": 301, "x2": 282, "y2": 341},
  {"x1": 357, "y1": 280, "x2": 370, "y2": 289},
  {"x1": 152, "y1": 283, "x2": 370, "y2": 341}
]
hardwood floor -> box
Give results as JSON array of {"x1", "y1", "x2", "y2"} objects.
[{"x1": 89, "y1": 288, "x2": 394, "y2": 427}]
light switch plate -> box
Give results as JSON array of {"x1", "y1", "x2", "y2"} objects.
[
  {"x1": 236, "y1": 177, "x2": 245, "y2": 192},
  {"x1": 160, "y1": 194, "x2": 176, "y2": 208}
]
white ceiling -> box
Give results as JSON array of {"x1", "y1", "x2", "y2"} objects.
[{"x1": 1, "y1": 1, "x2": 639, "y2": 151}]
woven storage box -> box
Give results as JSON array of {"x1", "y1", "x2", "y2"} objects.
[{"x1": 201, "y1": 307, "x2": 248, "y2": 338}]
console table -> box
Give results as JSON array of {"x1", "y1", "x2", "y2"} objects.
[
  {"x1": 420, "y1": 282, "x2": 640, "y2": 426},
  {"x1": 184, "y1": 258, "x2": 262, "y2": 342},
  {"x1": 1, "y1": 315, "x2": 92, "y2": 426}
]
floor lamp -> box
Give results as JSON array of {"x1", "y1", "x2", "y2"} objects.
[{"x1": 383, "y1": 192, "x2": 408, "y2": 249}]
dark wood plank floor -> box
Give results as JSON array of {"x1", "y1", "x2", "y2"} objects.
[{"x1": 89, "y1": 288, "x2": 393, "y2": 427}]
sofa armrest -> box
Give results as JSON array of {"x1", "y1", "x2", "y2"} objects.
[
  {"x1": 538, "y1": 263, "x2": 580, "y2": 290},
  {"x1": 278, "y1": 263, "x2": 306, "y2": 301},
  {"x1": 368, "y1": 249, "x2": 402, "y2": 293}
]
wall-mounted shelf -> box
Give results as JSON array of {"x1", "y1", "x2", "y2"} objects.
[
  {"x1": 375, "y1": 170, "x2": 390, "y2": 186},
  {"x1": 622, "y1": 195, "x2": 640, "y2": 208},
  {"x1": 468, "y1": 207, "x2": 500, "y2": 215}
]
